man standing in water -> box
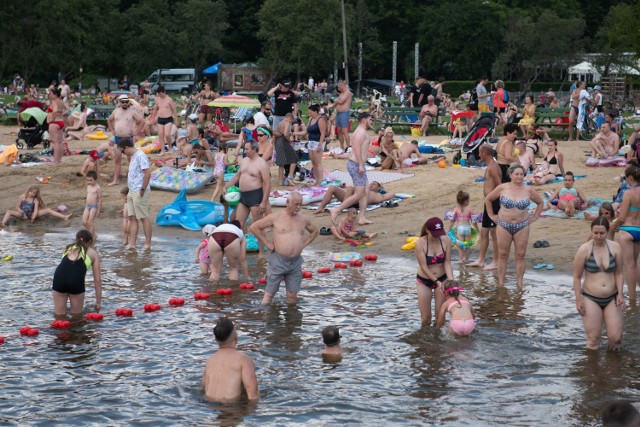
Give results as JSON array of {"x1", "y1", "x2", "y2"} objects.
[
  {"x1": 203, "y1": 317, "x2": 259, "y2": 403},
  {"x1": 468, "y1": 144, "x2": 502, "y2": 270},
  {"x1": 107, "y1": 95, "x2": 144, "y2": 187},
  {"x1": 329, "y1": 112, "x2": 373, "y2": 225},
  {"x1": 250, "y1": 192, "x2": 318, "y2": 305}
]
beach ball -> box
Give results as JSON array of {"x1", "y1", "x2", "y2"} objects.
[
  {"x1": 437, "y1": 160, "x2": 446, "y2": 168},
  {"x1": 224, "y1": 186, "x2": 241, "y2": 206}
]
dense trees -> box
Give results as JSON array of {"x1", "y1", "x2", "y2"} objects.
[{"x1": 0, "y1": 0, "x2": 637, "y2": 87}]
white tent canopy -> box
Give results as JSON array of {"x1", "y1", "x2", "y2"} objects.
[{"x1": 568, "y1": 61, "x2": 601, "y2": 82}]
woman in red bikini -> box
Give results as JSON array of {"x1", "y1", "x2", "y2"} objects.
[{"x1": 47, "y1": 87, "x2": 66, "y2": 165}]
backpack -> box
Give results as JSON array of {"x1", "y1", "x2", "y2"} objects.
[
  {"x1": 503, "y1": 89, "x2": 509, "y2": 104},
  {"x1": 468, "y1": 87, "x2": 478, "y2": 110}
]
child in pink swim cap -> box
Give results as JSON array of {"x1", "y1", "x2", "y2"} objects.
[{"x1": 436, "y1": 280, "x2": 476, "y2": 336}]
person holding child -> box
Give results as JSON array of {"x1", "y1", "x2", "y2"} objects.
[
  {"x1": 448, "y1": 190, "x2": 479, "y2": 264},
  {"x1": 414, "y1": 217, "x2": 454, "y2": 325},
  {"x1": 82, "y1": 171, "x2": 102, "y2": 239},
  {"x1": 436, "y1": 280, "x2": 476, "y2": 336},
  {"x1": 330, "y1": 208, "x2": 378, "y2": 242},
  {"x1": 1, "y1": 185, "x2": 72, "y2": 227}
]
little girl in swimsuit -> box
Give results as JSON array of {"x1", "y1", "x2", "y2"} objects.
[
  {"x1": 1, "y1": 185, "x2": 72, "y2": 227},
  {"x1": 330, "y1": 208, "x2": 378, "y2": 242},
  {"x1": 449, "y1": 190, "x2": 478, "y2": 263},
  {"x1": 436, "y1": 280, "x2": 476, "y2": 336},
  {"x1": 195, "y1": 224, "x2": 217, "y2": 275},
  {"x1": 210, "y1": 142, "x2": 228, "y2": 203}
]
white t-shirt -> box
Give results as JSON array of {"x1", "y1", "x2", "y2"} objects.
[
  {"x1": 578, "y1": 89, "x2": 591, "y2": 109},
  {"x1": 253, "y1": 111, "x2": 270, "y2": 129},
  {"x1": 127, "y1": 149, "x2": 150, "y2": 191}
]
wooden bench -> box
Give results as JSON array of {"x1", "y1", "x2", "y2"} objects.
[
  {"x1": 379, "y1": 106, "x2": 447, "y2": 131},
  {"x1": 88, "y1": 105, "x2": 115, "y2": 120},
  {"x1": 534, "y1": 107, "x2": 571, "y2": 130}
]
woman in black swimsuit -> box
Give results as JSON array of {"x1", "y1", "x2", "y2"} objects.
[
  {"x1": 543, "y1": 139, "x2": 565, "y2": 176},
  {"x1": 573, "y1": 217, "x2": 624, "y2": 350},
  {"x1": 414, "y1": 217, "x2": 453, "y2": 325}
]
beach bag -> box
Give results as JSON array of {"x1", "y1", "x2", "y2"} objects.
[{"x1": 503, "y1": 89, "x2": 509, "y2": 104}]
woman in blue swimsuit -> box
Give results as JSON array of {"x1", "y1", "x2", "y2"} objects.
[
  {"x1": 414, "y1": 217, "x2": 454, "y2": 325},
  {"x1": 484, "y1": 163, "x2": 544, "y2": 288},
  {"x1": 573, "y1": 217, "x2": 624, "y2": 350},
  {"x1": 613, "y1": 165, "x2": 640, "y2": 300}
]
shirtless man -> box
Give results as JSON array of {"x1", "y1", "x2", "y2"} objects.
[
  {"x1": 590, "y1": 122, "x2": 620, "y2": 159},
  {"x1": 568, "y1": 81, "x2": 584, "y2": 141},
  {"x1": 329, "y1": 112, "x2": 373, "y2": 225},
  {"x1": 468, "y1": 144, "x2": 502, "y2": 270},
  {"x1": 398, "y1": 140, "x2": 437, "y2": 167},
  {"x1": 334, "y1": 80, "x2": 353, "y2": 151},
  {"x1": 314, "y1": 181, "x2": 395, "y2": 213},
  {"x1": 107, "y1": 95, "x2": 144, "y2": 186},
  {"x1": 152, "y1": 85, "x2": 178, "y2": 153},
  {"x1": 419, "y1": 95, "x2": 438, "y2": 136},
  {"x1": 202, "y1": 317, "x2": 259, "y2": 403},
  {"x1": 226, "y1": 141, "x2": 270, "y2": 254},
  {"x1": 250, "y1": 192, "x2": 318, "y2": 305},
  {"x1": 515, "y1": 140, "x2": 535, "y2": 172}
]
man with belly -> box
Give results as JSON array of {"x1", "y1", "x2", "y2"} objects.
[
  {"x1": 250, "y1": 192, "x2": 318, "y2": 305},
  {"x1": 107, "y1": 95, "x2": 144, "y2": 187},
  {"x1": 203, "y1": 317, "x2": 259, "y2": 403}
]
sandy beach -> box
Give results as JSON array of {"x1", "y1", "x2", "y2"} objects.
[{"x1": 0, "y1": 126, "x2": 623, "y2": 277}]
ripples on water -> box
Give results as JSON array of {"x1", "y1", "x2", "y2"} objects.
[{"x1": 1, "y1": 229, "x2": 640, "y2": 426}]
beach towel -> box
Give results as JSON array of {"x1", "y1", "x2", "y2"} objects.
[
  {"x1": 525, "y1": 174, "x2": 586, "y2": 186},
  {"x1": 328, "y1": 169, "x2": 414, "y2": 185},
  {"x1": 539, "y1": 197, "x2": 605, "y2": 219}
]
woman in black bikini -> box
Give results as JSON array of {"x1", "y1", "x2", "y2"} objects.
[
  {"x1": 543, "y1": 139, "x2": 565, "y2": 177},
  {"x1": 197, "y1": 82, "x2": 217, "y2": 123},
  {"x1": 414, "y1": 217, "x2": 453, "y2": 325},
  {"x1": 573, "y1": 217, "x2": 624, "y2": 350}
]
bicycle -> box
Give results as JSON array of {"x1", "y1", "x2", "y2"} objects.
[
  {"x1": 578, "y1": 108, "x2": 598, "y2": 140},
  {"x1": 603, "y1": 95, "x2": 635, "y2": 114}
]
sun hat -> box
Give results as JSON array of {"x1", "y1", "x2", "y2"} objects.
[
  {"x1": 117, "y1": 94, "x2": 130, "y2": 101},
  {"x1": 202, "y1": 224, "x2": 217, "y2": 235},
  {"x1": 594, "y1": 85, "x2": 602, "y2": 90}
]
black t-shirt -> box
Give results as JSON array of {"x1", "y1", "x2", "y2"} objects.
[
  {"x1": 411, "y1": 87, "x2": 420, "y2": 107},
  {"x1": 273, "y1": 89, "x2": 297, "y2": 116},
  {"x1": 418, "y1": 83, "x2": 433, "y2": 106}
]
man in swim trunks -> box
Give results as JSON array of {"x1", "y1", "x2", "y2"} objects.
[
  {"x1": 107, "y1": 95, "x2": 144, "y2": 187},
  {"x1": 590, "y1": 122, "x2": 620, "y2": 159},
  {"x1": 334, "y1": 80, "x2": 353, "y2": 151},
  {"x1": 468, "y1": 144, "x2": 502, "y2": 270},
  {"x1": 226, "y1": 140, "x2": 270, "y2": 256},
  {"x1": 568, "y1": 80, "x2": 584, "y2": 141},
  {"x1": 329, "y1": 112, "x2": 373, "y2": 226},
  {"x1": 314, "y1": 181, "x2": 395, "y2": 213},
  {"x1": 203, "y1": 317, "x2": 259, "y2": 403},
  {"x1": 250, "y1": 192, "x2": 318, "y2": 305}
]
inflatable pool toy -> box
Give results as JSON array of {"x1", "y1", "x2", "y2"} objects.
[
  {"x1": 150, "y1": 166, "x2": 213, "y2": 193},
  {"x1": 444, "y1": 210, "x2": 483, "y2": 223},
  {"x1": 0, "y1": 144, "x2": 18, "y2": 165},
  {"x1": 448, "y1": 227, "x2": 479, "y2": 249},
  {"x1": 2, "y1": 255, "x2": 13, "y2": 261},
  {"x1": 136, "y1": 136, "x2": 161, "y2": 154},
  {"x1": 585, "y1": 157, "x2": 627, "y2": 167},
  {"x1": 329, "y1": 252, "x2": 363, "y2": 262},
  {"x1": 87, "y1": 130, "x2": 109, "y2": 140},
  {"x1": 225, "y1": 186, "x2": 241, "y2": 206},
  {"x1": 619, "y1": 145, "x2": 631, "y2": 155},
  {"x1": 156, "y1": 189, "x2": 229, "y2": 230},
  {"x1": 245, "y1": 234, "x2": 261, "y2": 252},
  {"x1": 402, "y1": 236, "x2": 419, "y2": 251},
  {"x1": 270, "y1": 186, "x2": 327, "y2": 207}
]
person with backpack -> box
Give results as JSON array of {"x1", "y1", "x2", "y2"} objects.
[{"x1": 493, "y1": 80, "x2": 508, "y2": 128}]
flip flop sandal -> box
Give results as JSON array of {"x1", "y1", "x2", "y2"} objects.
[
  {"x1": 533, "y1": 263, "x2": 547, "y2": 270},
  {"x1": 533, "y1": 241, "x2": 543, "y2": 248},
  {"x1": 319, "y1": 227, "x2": 331, "y2": 236},
  {"x1": 545, "y1": 264, "x2": 554, "y2": 270},
  {"x1": 541, "y1": 241, "x2": 550, "y2": 248},
  {"x1": 383, "y1": 201, "x2": 399, "y2": 208}
]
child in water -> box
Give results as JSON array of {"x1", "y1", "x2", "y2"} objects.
[
  {"x1": 1, "y1": 185, "x2": 72, "y2": 227},
  {"x1": 210, "y1": 142, "x2": 229, "y2": 203},
  {"x1": 82, "y1": 170, "x2": 102, "y2": 239},
  {"x1": 330, "y1": 208, "x2": 378, "y2": 242},
  {"x1": 120, "y1": 187, "x2": 130, "y2": 246},
  {"x1": 448, "y1": 190, "x2": 478, "y2": 263},
  {"x1": 195, "y1": 224, "x2": 216, "y2": 275},
  {"x1": 321, "y1": 325, "x2": 345, "y2": 361},
  {"x1": 436, "y1": 280, "x2": 476, "y2": 336}
]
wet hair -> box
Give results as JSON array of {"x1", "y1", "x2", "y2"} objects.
[
  {"x1": 504, "y1": 123, "x2": 518, "y2": 135},
  {"x1": 443, "y1": 280, "x2": 462, "y2": 307},
  {"x1": 65, "y1": 229, "x2": 93, "y2": 254},
  {"x1": 602, "y1": 400, "x2": 640, "y2": 427},
  {"x1": 599, "y1": 202, "x2": 615, "y2": 219},
  {"x1": 591, "y1": 216, "x2": 610, "y2": 232},
  {"x1": 624, "y1": 165, "x2": 640, "y2": 181},
  {"x1": 120, "y1": 186, "x2": 129, "y2": 196},
  {"x1": 456, "y1": 190, "x2": 470, "y2": 206},
  {"x1": 322, "y1": 326, "x2": 341, "y2": 347},
  {"x1": 213, "y1": 317, "x2": 235, "y2": 342},
  {"x1": 25, "y1": 185, "x2": 45, "y2": 208},
  {"x1": 507, "y1": 163, "x2": 525, "y2": 177},
  {"x1": 86, "y1": 170, "x2": 98, "y2": 180}
]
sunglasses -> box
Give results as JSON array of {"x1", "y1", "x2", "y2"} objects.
[{"x1": 257, "y1": 133, "x2": 266, "y2": 137}]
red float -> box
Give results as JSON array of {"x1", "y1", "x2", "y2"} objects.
[
  {"x1": 27, "y1": 328, "x2": 39, "y2": 336},
  {"x1": 258, "y1": 277, "x2": 267, "y2": 284},
  {"x1": 0, "y1": 337, "x2": 4, "y2": 344},
  {"x1": 316, "y1": 267, "x2": 330, "y2": 274},
  {"x1": 364, "y1": 254, "x2": 378, "y2": 261}
]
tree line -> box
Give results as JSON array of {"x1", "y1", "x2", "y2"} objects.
[{"x1": 0, "y1": 0, "x2": 637, "y2": 90}]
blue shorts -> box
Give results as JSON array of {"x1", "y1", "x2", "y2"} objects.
[
  {"x1": 336, "y1": 111, "x2": 350, "y2": 128},
  {"x1": 347, "y1": 159, "x2": 368, "y2": 187}
]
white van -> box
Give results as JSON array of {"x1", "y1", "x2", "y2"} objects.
[{"x1": 147, "y1": 68, "x2": 196, "y2": 94}]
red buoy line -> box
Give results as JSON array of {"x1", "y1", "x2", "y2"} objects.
[{"x1": 0, "y1": 255, "x2": 378, "y2": 345}]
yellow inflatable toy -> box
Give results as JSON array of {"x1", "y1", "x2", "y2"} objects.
[
  {"x1": 136, "y1": 136, "x2": 162, "y2": 154},
  {"x1": 87, "y1": 130, "x2": 109, "y2": 140},
  {"x1": 401, "y1": 236, "x2": 419, "y2": 251}
]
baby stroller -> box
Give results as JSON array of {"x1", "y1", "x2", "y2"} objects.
[
  {"x1": 16, "y1": 117, "x2": 50, "y2": 150},
  {"x1": 454, "y1": 113, "x2": 497, "y2": 164}
]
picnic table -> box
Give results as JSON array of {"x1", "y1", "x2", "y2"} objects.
[{"x1": 378, "y1": 106, "x2": 447, "y2": 132}]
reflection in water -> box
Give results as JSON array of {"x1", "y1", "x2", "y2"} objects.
[
  {"x1": 208, "y1": 400, "x2": 258, "y2": 427},
  {"x1": 262, "y1": 304, "x2": 303, "y2": 355}
]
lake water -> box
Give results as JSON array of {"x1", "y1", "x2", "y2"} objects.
[{"x1": 1, "y1": 229, "x2": 639, "y2": 426}]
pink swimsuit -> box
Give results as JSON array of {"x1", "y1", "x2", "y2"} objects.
[{"x1": 447, "y1": 298, "x2": 475, "y2": 336}]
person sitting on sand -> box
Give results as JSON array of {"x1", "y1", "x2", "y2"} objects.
[
  {"x1": 525, "y1": 161, "x2": 556, "y2": 186},
  {"x1": 330, "y1": 208, "x2": 378, "y2": 241},
  {"x1": 380, "y1": 128, "x2": 401, "y2": 170},
  {"x1": 314, "y1": 181, "x2": 395, "y2": 213},
  {"x1": 590, "y1": 122, "x2": 620, "y2": 159},
  {"x1": 321, "y1": 325, "x2": 346, "y2": 362},
  {"x1": 65, "y1": 103, "x2": 88, "y2": 141},
  {"x1": 2, "y1": 185, "x2": 72, "y2": 227},
  {"x1": 78, "y1": 142, "x2": 112, "y2": 177},
  {"x1": 515, "y1": 140, "x2": 535, "y2": 172},
  {"x1": 398, "y1": 140, "x2": 440, "y2": 168},
  {"x1": 545, "y1": 171, "x2": 587, "y2": 216}
]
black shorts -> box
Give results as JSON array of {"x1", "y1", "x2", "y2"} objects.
[
  {"x1": 498, "y1": 163, "x2": 511, "y2": 183},
  {"x1": 240, "y1": 188, "x2": 263, "y2": 207},
  {"x1": 482, "y1": 199, "x2": 500, "y2": 228},
  {"x1": 157, "y1": 117, "x2": 174, "y2": 125}
]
